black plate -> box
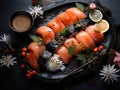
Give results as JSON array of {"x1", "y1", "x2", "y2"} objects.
[{"x1": 17, "y1": 0, "x2": 115, "y2": 83}]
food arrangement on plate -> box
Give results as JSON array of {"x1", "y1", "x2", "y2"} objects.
[
  {"x1": 1, "y1": 0, "x2": 120, "y2": 84},
  {"x1": 19, "y1": 2, "x2": 110, "y2": 81}
]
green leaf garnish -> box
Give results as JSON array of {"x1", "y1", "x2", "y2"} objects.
[
  {"x1": 85, "y1": 48, "x2": 93, "y2": 54},
  {"x1": 76, "y1": 54, "x2": 87, "y2": 64},
  {"x1": 75, "y1": 2, "x2": 85, "y2": 12},
  {"x1": 60, "y1": 26, "x2": 70, "y2": 36},
  {"x1": 68, "y1": 46, "x2": 74, "y2": 55},
  {"x1": 76, "y1": 54, "x2": 86, "y2": 61},
  {"x1": 29, "y1": 34, "x2": 41, "y2": 44}
]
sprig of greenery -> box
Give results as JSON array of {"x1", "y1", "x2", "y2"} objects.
[
  {"x1": 68, "y1": 46, "x2": 74, "y2": 55},
  {"x1": 60, "y1": 26, "x2": 70, "y2": 36},
  {"x1": 29, "y1": 34, "x2": 43, "y2": 44},
  {"x1": 75, "y1": 2, "x2": 85, "y2": 12},
  {"x1": 76, "y1": 48, "x2": 97, "y2": 65}
]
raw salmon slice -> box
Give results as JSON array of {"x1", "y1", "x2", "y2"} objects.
[
  {"x1": 36, "y1": 26, "x2": 55, "y2": 44},
  {"x1": 75, "y1": 31, "x2": 95, "y2": 49},
  {"x1": 66, "y1": 8, "x2": 78, "y2": 24},
  {"x1": 64, "y1": 37, "x2": 82, "y2": 54},
  {"x1": 66, "y1": 7, "x2": 86, "y2": 21},
  {"x1": 47, "y1": 18, "x2": 65, "y2": 35},
  {"x1": 26, "y1": 42, "x2": 45, "y2": 70},
  {"x1": 85, "y1": 25, "x2": 104, "y2": 43},
  {"x1": 26, "y1": 52, "x2": 40, "y2": 70},
  {"x1": 28, "y1": 42, "x2": 45, "y2": 58},
  {"x1": 56, "y1": 46, "x2": 72, "y2": 64},
  {"x1": 56, "y1": 12, "x2": 74, "y2": 26}
]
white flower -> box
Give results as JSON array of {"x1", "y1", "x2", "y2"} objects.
[
  {"x1": 46, "y1": 54, "x2": 65, "y2": 72},
  {"x1": 0, "y1": 33, "x2": 13, "y2": 49},
  {"x1": 99, "y1": 64, "x2": 119, "y2": 84},
  {"x1": 0, "y1": 55, "x2": 17, "y2": 68},
  {"x1": 27, "y1": 5, "x2": 43, "y2": 19},
  {"x1": 0, "y1": 33, "x2": 11, "y2": 44}
]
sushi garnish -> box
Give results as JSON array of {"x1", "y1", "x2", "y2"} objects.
[
  {"x1": 75, "y1": 2, "x2": 85, "y2": 12},
  {"x1": 42, "y1": 50, "x2": 52, "y2": 59},
  {"x1": 46, "y1": 54, "x2": 65, "y2": 72},
  {"x1": 55, "y1": 34, "x2": 66, "y2": 45},
  {"x1": 89, "y1": 9, "x2": 103, "y2": 22}
]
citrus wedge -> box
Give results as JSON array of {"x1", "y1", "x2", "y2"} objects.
[
  {"x1": 89, "y1": 9, "x2": 103, "y2": 22},
  {"x1": 95, "y1": 19, "x2": 110, "y2": 33}
]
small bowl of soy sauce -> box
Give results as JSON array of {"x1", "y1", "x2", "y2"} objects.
[{"x1": 9, "y1": 11, "x2": 34, "y2": 33}]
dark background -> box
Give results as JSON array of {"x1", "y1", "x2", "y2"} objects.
[{"x1": 0, "y1": 0, "x2": 120, "y2": 90}]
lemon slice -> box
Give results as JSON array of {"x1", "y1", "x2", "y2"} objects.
[
  {"x1": 89, "y1": 9, "x2": 103, "y2": 22},
  {"x1": 95, "y1": 19, "x2": 110, "y2": 33}
]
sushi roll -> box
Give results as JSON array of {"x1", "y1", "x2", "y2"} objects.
[
  {"x1": 85, "y1": 25, "x2": 104, "y2": 43},
  {"x1": 56, "y1": 46, "x2": 72, "y2": 64},
  {"x1": 75, "y1": 31, "x2": 95, "y2": 49},
  {"x1": 36, "y1": 26, "x2": 55, "y2": 44},
  {"x1": 45, "y1": 54, "x2": 65, "y2": 72},
  {"x1": 47, "y1": 18, "x2": 65, "y2": 35},
  {"x1": 25, "y1": 42, "x2": 45, "y2": 70},
  {"x1": 65, "y1": 7, "x2": 86, "y2": 22},
  {"x1": 27, "y1": 42, "x2": 45, "y2": 59},
  {"x1": 56, "y1": 12, "x2": 74, "y2": 26},
  {"x1": 64, "y1": 38, "x2": 83, "y2": 54}
]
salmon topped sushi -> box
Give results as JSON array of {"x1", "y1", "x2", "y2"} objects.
[
  {"x1": 66, "y1": 7, "x2": 86, "y2": 22},
  {"x1": 64, "y1": 37, "x2": 83, "y2": 54},
  {"x1": 75, "y1": 31, "x2": 95, "y2": 49},
  {"x1": 56, "y1": 46, "x2": 72, "y2": 64},
  {"x1": 47, "y1": 18, "x2": 65, "y2": 35},
  {"x1": 56, "y1": 12, "x2": 75, "y2": 26},
  {"x1": 27, "y1": 42, "x2": 45, "y2": 59},
  {"x1": 85, "y1": 25, "x2": 104, "y2": 43},
  {"x1": 25, "y1": 42, "x2": 45, "y2": 70},
  {"x1": 36, "y1": 26, "x2": 55, "y2": 44}
]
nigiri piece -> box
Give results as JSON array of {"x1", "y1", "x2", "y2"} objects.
[
  {"x1": 56, "y1": 12, "x2": 74, "y2": 26},
  {"x1": 26, "y1": 52, "x2": 40, "y2": 70},
  {"x1": 36, "y1": 26, "x2": 55, "y2": 44},
  {"x1": 85, "y1": 25, "x2": 104, "y2": 43},
  {"x1": 25, "y1": 42, "x2": 45, "y2": 70},
  {"x1": 66, "y1": 7, "x2": 86, "y2": 22},
  {"x1": 27, "y1": 42, "x2": 45, "y2": 59},
  {"x1": 65, "y1": 9, "x2": 78, "y2": 24},
  {"x1": 47, "y1": 18, "x2": 65, "y2": 35},
  {"x1": 56, "y1": 46, "x2": 72, "y2": 64},
  {"x1": 75, "y1": 31, "x2": 95, "y2": 49},
  {"x1": 64, "y1": 38, "x2": 82, "y2": 54}
]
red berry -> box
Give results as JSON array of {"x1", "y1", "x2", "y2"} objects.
[
  {"x1": 21, "y1": 51, "x2": 26, "y2": 57},
  {"x1": 27, "y1": 70, "x2": 31, "y2": 74},
  {"x1": 20, "y1": 64, "x2": 25, "y2": 69},
  {"x1": 22, "y1": 47, "x2": 27, "y2": 52},
  {"x1": 98, "y1": 45, "x2": 104, "y2": 51},
  {"x1": 26, "y1": 74, "x2": 31, "y2": 79},
  {"x1": 27, "y1": 70, "x2": 32, "y2": 75},
  {"x1": 4, "y1": 49, "x2": 9, "y2": 53},
  {"x1": 12, "y1": 49, "x2": 16, "y2": 53},
  {"x1": 94, "y1": 47, "x2": 98, "y2": 52},
  {"x1": 31, "y1": 70, "x2": 37, "y2": 75}
]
